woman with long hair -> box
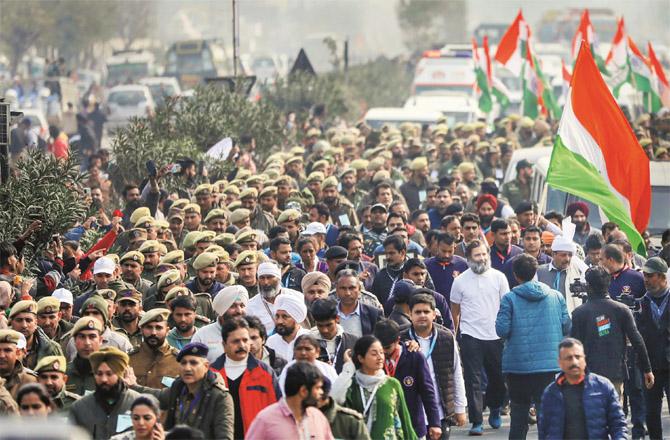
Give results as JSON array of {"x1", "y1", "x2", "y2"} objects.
[
  {"x1": 331, "y1": 335, "x2": 416, "y2": 440},
  {"x1": 111, "y1": 394, "x2": 164, "y2": 440}
]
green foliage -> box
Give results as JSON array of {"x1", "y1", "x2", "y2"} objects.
[
  {"x1": 396, "y1": 0, "x2": 467, "y2": 53},
  {"x1": 111, "y1": 85, "x2": 284, "y2": 186},
  {"x1": 0, "y1": 149, "x2": 88, "y2": 264},
  {"x1": 344, "y1": 57, "x2": 413, "y2": 116}
]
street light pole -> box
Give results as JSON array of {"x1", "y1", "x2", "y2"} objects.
[{"x1": 232, "y1": 0, "x2": 239, "y2": 77}]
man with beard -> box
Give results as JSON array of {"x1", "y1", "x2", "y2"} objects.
[
  {"x1": 277, "y1": 209, "x2": 302, "y2": 245},
  {"x1": 65, "y1": 317, "x2": 104, "y2": 395},
  {"x1": 425, "y1": 233, "x2": 469, "y2": 305},
  {"x1": 537, "y1": 235, "x2": 587, "y2": 313},
  {"x1": 339, "y1": 168, "x2": 367, "y2": 208},
  {"x1": 489, "y1": 219, "x2": 523, "y2": 272},
  {"x1": 35, "y1": 355, "x2": 80, "y2": 412},
  {"x1": 567, "y1": 202, "x2": 600, "y2": 247},
  {"x1": 69, "y1": 347, "x2": 140, "y2": 439},
  {"x1": 259, "y1": 186, "x2": 280, "y2": 219},
  {"x1": 210, "y1": 317, "x2": 281, "y2": 439},
  {"x1": 204, "y1": 209, "x2": 228, "y2": 234},
  {"x1": 0, "y1": 329, "x2": 37, "y2": 399},
  {"x1": 247, "y1": 262, "x2": 298, "y2": 334},
  {"x1": 439, "y1": 140, "x2": 465, "y2": 177},
  {"x1": 265, "y1": 292, "x2": 309, "y2": 362},
  {"x1": 129, "y1": 308, "x2": 180, "y2": 389},
  {"x1": 450, "y1": 240, "x2": 509, "y2": 435},
  {"x1": 36, "y1": 296, "x2": 72, "y2": 347},
  {"x1": 111, "y1": 289, "x2": 143, "y2": 349},
  {"x1": 168, "y1": 210, "x2": 186, "y2": 247},
  {"x1": 241, "y1": 188, "x2": 277, "y2": 234},
  {"x1": 362, "y1": 203, "x2": 388, "y2": 257},
  {"x1": 247, "y1": 361, "x2": 332, "y2": 439},
  {"x1": 321, "y1": 177, "x2": 358, "y2": 228},
  {"x1": 119, "y1": 251, "x2": 152, "y2": 296},
  {"x1": 183, "y1": 203, "x2": 203, "y2": 232},
  {"x1": 476, "y1": 194, "x2": 498, "y2": 244},
  {"x1": 192, "y1": 285, "x2": 249, "y2": 363},
  {"x1": 501, "y1": 159, "x2": 533, "y2": 211},
  {"x1": 270, "y1": 237, "x2": 306, "y2": 292},
  {"x1": 167, "y1": 296, "x2": 200, "y2": 350},
  {"x1": 400, "y1": 157, "x2": 431, "y2": 212},
  {"x1": 138, "y1": 240, "x2": 162, "y2": 282},
  {"x1": 194, "y1": 184, "x2": 215, "y2": 218},
  {"x1": 121, "y1": 185, "x2": 145, "y2": 228},
  {"x1": 185, "y1": 252, "x2": 224, "y2": 298},
  {"x1": 8, "y1": 300, "x2": 63, "y2": 370},
  {"x1": 235, "y1": 250, "x2": 260, "y2": 297}
]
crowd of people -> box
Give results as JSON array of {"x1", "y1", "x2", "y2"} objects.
[{"x1": 0, "y1": 110, "x2": 669, "y2": 440}]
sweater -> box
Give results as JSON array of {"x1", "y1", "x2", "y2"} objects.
[
  {"x1": 571, "y1": 296, "x2": 652, "y2": 381},
  {"x1": 424, "y1": 256, "x2": 468, "y2": 304},
  {"x1": 495, "y1": 281, "x2": 571, "y2": 374}
]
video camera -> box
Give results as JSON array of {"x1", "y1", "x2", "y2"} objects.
[{"x1": 570, "y1": 277, "x2": 638, "y2": 309}]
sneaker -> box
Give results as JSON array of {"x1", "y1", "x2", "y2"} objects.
[
  {"x1": 528, "y1": 406, "x2": 537, "y2": 425},
  {"x1": 500, "y1": 404, "x2": 510, "y2": 415},
  {"x1": 489, "y1": 407, "x2": 502, "y2": 429},
  {"x1": 468, "y1": 423, "x2": 484, "y2": 436}
]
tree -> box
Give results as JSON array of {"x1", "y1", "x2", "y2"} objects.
[
  {"x1": 396, "y1": 0, "x2": 467, "y2": 54},
  {"x1": 115, "y1": 0, "x2": 156, "y2": 50},
  {"x1": 0, "y1": 1, "x2": 54, "y2": 75}
]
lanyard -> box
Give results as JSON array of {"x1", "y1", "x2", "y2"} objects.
[
  {"x1": 384, "y1": 346, "x2": 401, "y2": 377},
  {"x1": 411, "y1": 328, "x2": 437, "y2": 359},
  {"x1": 329, "y1": 337, "x2": 343, "y2": 364},
  {"x1": 358, "y1": 382, "x2": 381, "y2": 422},
  {"x1": 494, "y1": 245, "x2": 510, "y2": 264},
  {"x1": 178, "y1": 388, "x2": 202, "y2": 423},
  {"x1": 646, "y1": 292, "x2": 669, "y2": 327}
]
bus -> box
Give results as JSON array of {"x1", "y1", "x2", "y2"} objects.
[
  {"x1": 106, "y1": 50, "x2": 157, "y2": 86},
  {"x1": 164, "y1": 40, "x2": 230, "y2": 90}
]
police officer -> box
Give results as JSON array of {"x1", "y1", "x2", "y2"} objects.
[
  {"x1": 501, "y1": 159, "x2": 533, "y2": 210},
  {"x1": 65, "y1": 316, "x2": 104, "y2": 395},
  {"x1": 8, "y1": 299, "x2": 63, "y2": 370},
  {"x1": 0, "y1": 329, "x2": 37, "y2": 399},
  {"x1": 35, "y1": 354, "x2": 80, "y2": 412},
  {"x1": 36, "y1": 296, "x2": 72, "y2": 345},
  {"x1": 112, "y1": 288, "x2": 143, "y2": 349},
  {"x1": 119, "y1": 251, "x2": 153, "y2": 296},
  {"x1": 128, "y1": 308, "x2": 180, "y2": 389}
]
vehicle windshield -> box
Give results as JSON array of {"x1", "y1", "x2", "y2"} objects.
[
  {"x1": 173, "y1": 51, "x2": 214, "y2": 74},
  {"x1": 648, "y1": 186, "x2": 670, "y2": 234},
  {"x1": 148, "y1": 84, "x2": 176, "y2": 97},
  {"x1": 108, "y1": 90, "x2": 146, "y2": 106},
  {"x1": 415, "y1": 85, "x2": 474, "y2": 96}
]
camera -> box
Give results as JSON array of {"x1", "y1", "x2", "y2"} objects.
[
  {"x1": 569, "y1": 278, "x2": 588, "y2": 300},
  {"x1": 614, "y1": 292, "x2": 638, "y2": 310}
]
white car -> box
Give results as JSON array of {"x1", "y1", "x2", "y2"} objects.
[
  {"x1": 404, "y1": 93, "x2": 480, "y2": 125},
  {"x1": 139, "y1": 77, "x2": 181, "y2": 107},
  {"x1": 104, "y1": 85, "x2": 155, "y2": 130}
]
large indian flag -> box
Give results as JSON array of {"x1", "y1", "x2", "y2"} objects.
[{"x1": 547, "y1": 41, "x2": 651, "y2": 255}]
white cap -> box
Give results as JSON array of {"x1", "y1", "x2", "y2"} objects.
[
  {"x1": 257, "y1": 261, "x2": 281, "y2": 279},
  {"x1": 304, "y1": 222, "x2": 327, "y2": 236},
  {"x1": 551, "y1": 235, "x2": 576, "y2": 254},
  {"x1": 52, "y1": 288, "x2": 73, "y2": 305},
  {"x1": 17, "y1": 334, "x2": 26, "y2": 350},
  {"x1": 93, "y1": 257, "x2": 116, "y2": 275}
]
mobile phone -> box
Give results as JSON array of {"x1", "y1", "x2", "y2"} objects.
[
  {"x1": 84, "y1": 187, "x2": 91, "y2": 195},
  {"x1": 169, "y1": 163, "x2": 182, "y2": 174},
  {"x1": 146, "y1": 160, "x2": 157, "y2": 178}
]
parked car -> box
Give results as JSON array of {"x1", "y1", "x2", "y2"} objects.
[
  {"x1": 139, "y1": 77, "x2": 181, "y2": 107},
  {"x1": 104, "y1": 84, "x2": 155, "y2": 130}
]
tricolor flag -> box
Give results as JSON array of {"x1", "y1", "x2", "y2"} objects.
[
  {"x1": 571, "y1": 9, "x2": 608, "y2": 74},
  {"x1": 494, "y1": 10, "x2": 527, "y2": 75},
  {"x1": 605, "y1": 17, "x2": 627, "y2": 68},
  {"x1": 473, "y1": 38, "x2": 493, "y2": 113},
  {"x1": 547, "y1": 41, "x2": 651, "y2": 255},
  {"x1": 627, "y1": 36, "x2": 662, "y2": 113},
  {"x1": 482, "y1": 36, "x2": 510, "y2": 111},
  {"x1": 560, "y1": 60, "x2": 572, "y2": 102},
  {"x1": 648, "y1": 41, "x2": 670, "y2": 107}
]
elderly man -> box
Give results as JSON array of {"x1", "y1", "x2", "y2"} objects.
[
  {"x1": 537, "y1": 234, "x2": 587, "y2": 313},
  {"x1": 69, "y1": 347, "x2": 140, "y2": 439},
  {"x1": 192, "y1": 285, "x2": 249, "y2": 363},
  {"x1": 265, "y1": 293, "x2": 310, "y2": 362},
  {"x1": 247, "y1": 261, "x2": 302, "y2": 333}
]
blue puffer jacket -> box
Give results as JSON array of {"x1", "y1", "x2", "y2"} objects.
[
  {"x1": 495, "y1": 281, "x2": 571, "y2": 373},
  {"x1": 539, "y1": 372, "x2": 627, "y2": 440}
]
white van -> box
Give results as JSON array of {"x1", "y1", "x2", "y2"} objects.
[{"x1": 363, "y1": 107, "x2": 443, "y2": 130}]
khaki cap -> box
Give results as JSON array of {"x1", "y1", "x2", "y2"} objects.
[
  {"x1": 120, "y1": 251, "x2": 145, "y2": 265},
  {"x1": 115, "y1": 288, "x2": 142, "y2": 304},
  {"x1": 235, "y1": 229, "x2": 258, "y2": 244},
  {"x1": 194, "y1": 183, "x2": 212, "y2": 196},
  {"x1": 240, "y1": 188, "x2": 258, "y2": 200},
  {"x1": 134, "y1": 216, "x2": 156, "y2": 229},
  {"x1": 410, "y1": 157, "x2": 428, "y2": 171},
  {"x1": 161, "y1": 249, "x2": 185, "y2": 264},
  {"x1": 214, "y1": 233, "x2": 236, "y2": 246},
  {"x1": 35, "y1": 355, "x2": 67, "y2": 374},
  {"x1": 182, "y1": 231, "x2": 204, "y2": 250},
  {"x1": 193, "y1": 252, "x2": 219, "y2": 271},
  {"x1": 230, "y1": 208, "x2": 251, "y2": 225},
  {"x1": 138, "y1": 308, "x2": 170, "y2": 328},
  {"x1": 0, "y1": 329, "x2": 22, "y2": 345},
  {"x1": 259, "y1": 186, "x2": 277, "y2": 198},
  {"x1": 306, "y1": 171, "x2": 324, "y2": 183},
  {"x1": 204, "y1": 208, "x2": 227, "y2": 223},
  {"x1": 9, "y1": 300, "x2": 37, "y2": 320},
  {"x1": 277, "y1": 209, "x2": 301, "y2": 224},
  {"x1": 37, "y1": 297, "x2": 61, "y2": 315},
  {"x1": 157, "y1": 269, "x2": 181, "y2": 290},
  {"x1": 234, "y1": 250, "x2": 258, "y2": 268},
  {"x1": 184, "y1": 203, "x2": 201, "y2": 215},
  {"x1": 350, "y1": 159, "x2": 368, "y2": 171},
  {"x1": 138, "y1": 240, "x2": 161, "y2": 254},
  {"x1": 223, "y1": 185, "x2": 240, "y2": 195},
  {"x1": 71, "y1": 317, "x2": 104, "y2": 336},
  {"x1": 321, "y1": 176, "x2": 338, "y2": 189},
  {"x1": 168, "y1": 209, "x2": 185, "y2": 222},
  {"x1": 171, "y1": 199, "x2": 190, "y2": 210},
  {"x1": 165, "y1": 287, "x2": 193, "y2": 303},
  {"x1": 129, "y1": 207, "x2": 151, "y2": 225}
]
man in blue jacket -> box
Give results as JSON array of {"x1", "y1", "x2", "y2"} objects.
[
  {"x1": 539, "y1": 338, "x2": 627, "y2": 440},
  {"x1": 496, "y1": 254, "x2": 571, "y2": 439},
  {"x1": 374, "y1": 318, "x2": 442, "y2": 440}
]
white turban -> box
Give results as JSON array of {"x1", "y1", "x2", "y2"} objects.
[
  {"x1": 275, "y1": 292, "x2": 307, "y2": 323},
  {"x1": 257, "y1": 261, "x2": 281, "y2": 279},
  {"x1": 213, "y1": 286, "x2": 249, "y2": 316}
]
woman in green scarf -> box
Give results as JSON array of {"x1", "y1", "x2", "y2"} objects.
[{"x1": 331, "y1": 335, "x2": 416, "y2": 440}]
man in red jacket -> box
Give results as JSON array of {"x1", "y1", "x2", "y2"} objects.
[{"x1": 209, "y1": 317, "x2": 281, "y2": 438}]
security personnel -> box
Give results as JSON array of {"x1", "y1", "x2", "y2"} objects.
[
  {"x1": 112, "y1": 288, "x2": 144, "y2": 349},
  {"x1": 235, "y1": 250, "x2": 260, "y2": 297},
  {"x1": 321, "y1": 176, "x2": 359, "y2": 228},
  {"x1": 65, "y1": 317, "x2": 104, "y2": 395},
  {"x1": 501, "y1": 159, "x2": 533, "y2": 211},
  {"x1": 128, "y1": 308, "x2": 180, "y2": 389},
  {"x1": 236, "y1": 229, "x2": 259, "y2": 252},
  {"x1": 400, "y1": 156, "x2": 431, "y2": 212},
  {"x1": 36, "y1": 296, "x2": 72, "y2": 345},
  {"x1": 119, "y1": 251, "x2": 153, "y2": 296},
  {"x1": 204, "y1": 208, "x2": 228, "y2": 234},
  {"x1": 340, "y1": 167, "x2": 368, "y2": 209},
  {"x1": 138, "y1": 240, "x2": 162, "y2": 282},
  {"x1": 9, "y1": 299, "x2": 63, "y2": 370},
  {"x1": 35, "y1": 355, "x2": 80, "y2": 412},
  {"x1": 0, "y1": 329, "x2": 37, "y2": 399},
  {"x1": 186, "y1": 252, "x2": 225, "y2": 299}
]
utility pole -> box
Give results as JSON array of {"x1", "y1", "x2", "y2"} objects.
[{"x1": 232, "y1": 0, "x2": 239, "y2": 76}]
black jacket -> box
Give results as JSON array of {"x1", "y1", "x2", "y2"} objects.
[
  {"x1": 571, "y1": 296, "x2": 652, "y2": 381},
  {"x1": 317, "y1": 332, "x2": 358, "y2": 374},
  {"x1": 360, "y1": 302, "x2": 382, "y2": 336},
  {"x1": 636, "y1": 289, "x2": 670, "y2": 372}
]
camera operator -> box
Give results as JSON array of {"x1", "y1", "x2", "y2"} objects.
[{"x1": 570, "y1": 266, "x2": 653, "y2": 399}]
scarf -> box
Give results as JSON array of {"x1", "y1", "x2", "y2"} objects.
[
  {"x1": 354, "y1": 370, "x2": 387, "y2": 433},
  {"x1": 354, "y1": 370, "x2": 386, "y2": 391},
  {"x1": 646, "y1": 289, "x2": 669, "y2": 327}
]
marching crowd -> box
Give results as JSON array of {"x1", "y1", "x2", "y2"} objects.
[{"x1": 0, "y1": 111, "x2": 669, "y2": 440}]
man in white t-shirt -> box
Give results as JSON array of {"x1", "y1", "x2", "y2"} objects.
[{"x1": 450, "y1": 239, "x2": 510, "y2": 436}]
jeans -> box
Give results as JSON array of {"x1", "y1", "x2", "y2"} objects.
[
  {"x1": 460, "y1": 334, "x2": 506, "y2": 425},
  {"x1": 624, "y1": 353, "x2": 647, "y2": 439},
  {"x1": 506, "y1": 372, "x2": 556, "y2": 440},
  {"x1": 645, "y1": 369, "x2": 669, "y2": 440}
]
